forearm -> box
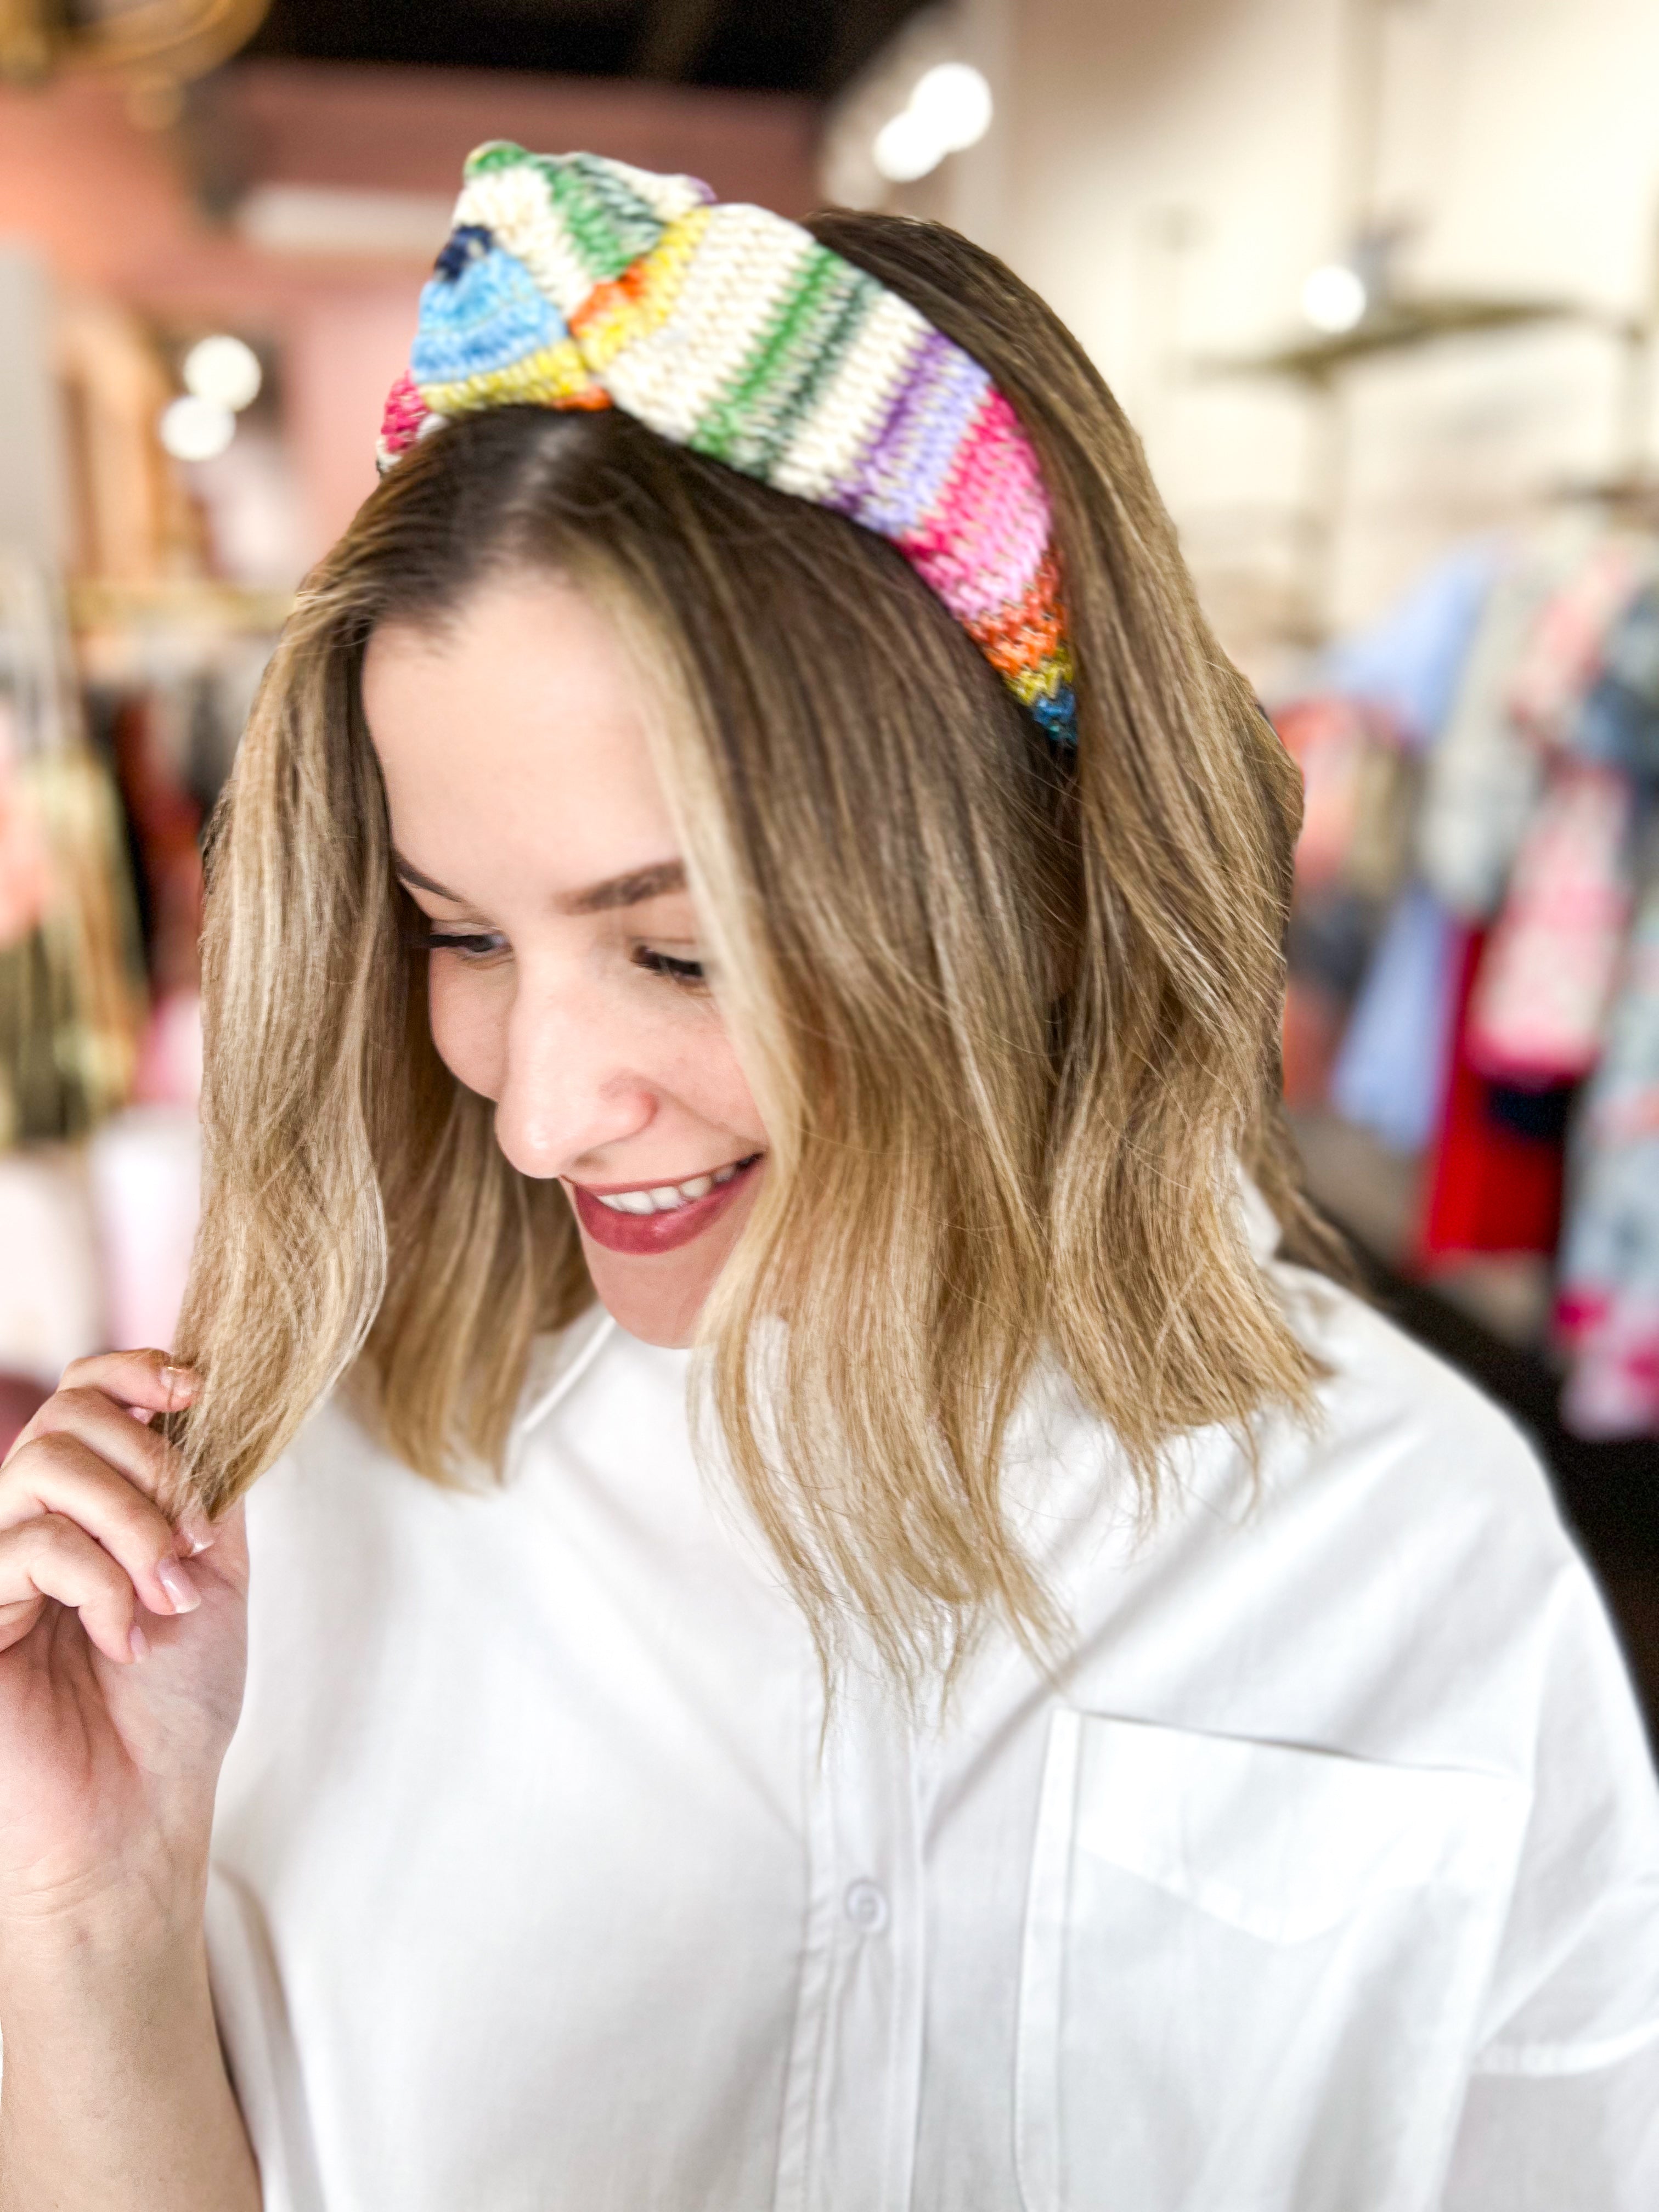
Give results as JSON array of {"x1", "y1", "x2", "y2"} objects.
[{"x1": 0, "y1": 1904, "x2": 259, "y2": 2211}]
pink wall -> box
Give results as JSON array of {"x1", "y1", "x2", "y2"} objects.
[
  {"x1": 0, "y1": 63, "x2": 820, "y2": 558},
  {"x1": 224, "y1": 61, "x2": 820, "y2": 210},
  {"x1": 284, "y1": 284, "x2": 424, "y2": 556}
]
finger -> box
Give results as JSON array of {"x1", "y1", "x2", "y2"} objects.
[
  {"x1": 5, "y1": 1389, "x2": 213, "y2": 1558},
  {"x1": 0, "y1": 1431, "x2": 205, "y2": 1620},
  {"x1": 0, "y1": 1514, "x2": 145, "y2": 1667},
  {"x1": 54, "y1": 1349, "x2": 199, "y2": 1422}
]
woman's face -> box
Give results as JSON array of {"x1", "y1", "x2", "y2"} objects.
[{"x1": 362, "y1": 572, "x2": 769, "y2": 1350}]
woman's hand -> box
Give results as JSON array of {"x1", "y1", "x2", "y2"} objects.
[
  {"x1": 0, "y1": 1353, "x2": 260, "y2": 2209},
  {"x1": 0, "y1": 1350, "x2": 249, "y2": 1938}
]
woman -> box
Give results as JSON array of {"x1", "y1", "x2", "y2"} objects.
[{"x1": 1, "y1": 149, "x2": 1655, "y2": 2211}]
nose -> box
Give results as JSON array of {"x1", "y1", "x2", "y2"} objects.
[{"x1": 491, "y1": 958, "x2": 657, "y2": 1180}]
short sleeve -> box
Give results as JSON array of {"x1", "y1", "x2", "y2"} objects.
[{"x1": 1442, "y1": 1554, "x2": 1659, "y2": 2208}]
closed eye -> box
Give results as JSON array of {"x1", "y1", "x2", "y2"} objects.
[
  {"x1": 407, "y1": 926, "x2": 509, "y2": 963},
  {"x1": 633, "y1": 946, "x2": 707, "y2": 989}
]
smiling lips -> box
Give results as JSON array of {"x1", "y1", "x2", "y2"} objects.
[{"x1": 569, "y1": 1153, "x2": 764, "y2": 1254}]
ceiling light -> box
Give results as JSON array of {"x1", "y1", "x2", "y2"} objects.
[
  {"x1": 872, "y1": 58, "x2": 994, "y2": 186},
  {"x1": 1301, "y1": 263, "x2": 1368, "y2": 334},
  {"x1": 909, "y1": 62, "x2": 993, "y2": 154},
  {"x1": 183, "y1": 334, "x2": 262, "y2": 413},
  {"x1": 873, "y1": 107, "x2": 945, "y2": 184},
  {"x1": 159, "y1": 394, "x2": 235, "y2": 462}
]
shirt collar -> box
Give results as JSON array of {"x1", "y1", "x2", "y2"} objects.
[
  {"x1": 513, "y1": 1302, "x2": 620, "y2": 1441},
  {"x1": 1237, "y1": 1168, "x2": 1283, "y2": 1266}
]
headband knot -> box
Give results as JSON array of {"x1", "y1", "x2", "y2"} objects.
[{"x1": 379, "y1": 143, "x2": 1077, "y2": 746}]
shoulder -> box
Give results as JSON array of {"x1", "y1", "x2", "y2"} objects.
[
  {"x1": 1222, "y1": 1175, "x2": 1567, "y2": 1572},
  {"x1": 1037, "y1": 1260, "x2": 1568, "y2": 1589},
  {"x1": 1254, "y1": 1265, "x2": 1589, "y2": 1705},
  {"x1": 1268, "y1": 1260, "x2": 1565, "y2": 1554},
  {"x1": 1026, "y1": 1264, "x2": 1616, "y2": 1779}
]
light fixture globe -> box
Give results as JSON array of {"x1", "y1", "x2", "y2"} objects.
[
  {"x1": 183, "y1": 334, "x2": 263, "y2": 413},
  {"x1": 160, "y1": 393, "x2": 235, "y2": 462},
  {"x1": 909, "y1": 62, "x2": 994, "y2": 154},
  {"x1": 1302, "y1": 263, "x2": 1368, "y2": 335}
]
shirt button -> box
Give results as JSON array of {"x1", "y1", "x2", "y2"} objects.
[{"x1": 844, "y1": 1879, "x2": 889, "y2": 1934}]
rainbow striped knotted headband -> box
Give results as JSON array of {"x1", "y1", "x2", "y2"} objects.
[{"x1": 377, "y1": 144, "x2": 1077, "y2": 746}]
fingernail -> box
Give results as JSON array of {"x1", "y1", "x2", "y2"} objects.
[
  {"x1": 129, "y1": 1622, "x2": 150, "y2": 1662},
  {"x1": 156, "y1": 1558, "x2": 201, "y2": 1613},
  {"x1": 160, "y1": 1365, "x2": 198, "y2": 1406},
  {"x1": 177, "y1": 1518, "x2": 216, "y2": 1558}
]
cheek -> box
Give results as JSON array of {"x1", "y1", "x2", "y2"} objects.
[
  {"x1": 673, "y1": 1019, "x2": 767, "y2": 1143},
  {"x1": 427, "y1": 962, "x2": 507, "y2": 1100}
]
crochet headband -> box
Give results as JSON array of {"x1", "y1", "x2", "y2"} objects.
[{"x1": 377, "y1": 144, "x2": 1077, "y2": 746}]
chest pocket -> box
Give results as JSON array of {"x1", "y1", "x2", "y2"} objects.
[{"x1": 1014, "y1": 1711, "x2": 1529, "y2": 2212}]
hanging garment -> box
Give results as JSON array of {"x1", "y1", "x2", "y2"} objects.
[
  {"x1": 1508, "y1": 536, "x2": 1655, "y2": 751},
  {"x1": 1273, "y1": 696, "x2": 1374, "y2": 889},
  {"x1": 108, "y1": 690, "x2": 205, "y2": 996},
  {"x1": 1323, "y1": 540, "x2": 1502, "y2": 751},
  {"x1": 0, "y1": 1145, "x2": 103, "y2": 1383},
  {"x1": 1557, "y1": 876, "x2": 1659, "y2": 1437},
  {"x1": 0, "y1": 748, "x2": 144, "y2": 1143},
  {"x1": 1281, "y1": 973, "x2": 1350, "y2": 1109},
  {"x1": 1417, "y1": 540, "x2": 1577, "y2": 920},
  {"x1": 0, "y1": 557, "x2": 144, "y2": 1141},
  {"x1": 0, "y1": 699, "x2": 49, "y2": 951},
  {"x1": 1421, "y1": 929, "x2": 1568, "y2": 1259},
  {"x1": 85, "y1": 1102, "x2": 202, "y2": 1352},
  {"x1": 1561, "y1": 1273, "x2": 1659, "y2": 1441},
  {"x1": 1329, "y1": 881, "x2": 1462, "y2": 1155},
  {"x1": 1573, "y1": 583, "x2": 1659, "y2": 782},
  {"x1": 1342, "y1": 740, "x2": 1421, "y2": 906},
  {"x1": 131, "y1": 985, "x2": 202, "y2": 1109},
  {"x1": 1464, "y1": 761, "x2": 1634, "y2": 1087},
  {"x1": 1278, "y1": 699, "x2": 1424, "y2": 1121},
  {"x1": 1604, "y1": 580, "x2": 1659, "y2": 710}
]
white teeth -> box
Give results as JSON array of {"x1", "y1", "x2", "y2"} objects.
[
  {"x1": 591, "y1": 1158, "x2": 755, "y2": 1214},
  {"x1": 597, "y1": 1186, "x2": 685, "y2": 1215}
]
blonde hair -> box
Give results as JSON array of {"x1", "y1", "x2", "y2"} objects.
[{"x1": 174, "y1": 211, "x2": 1340, "y2": 1683}]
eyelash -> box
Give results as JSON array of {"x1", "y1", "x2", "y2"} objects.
[
  {"x1": 634, "y1": 947, "x2": 708, "y2": 989},
  {"x1": 408, "y1": 928, "x2": 506, "y2": 962},
  {"x1": 406, "y1": 928, "x2": 707, "y2": 990}
]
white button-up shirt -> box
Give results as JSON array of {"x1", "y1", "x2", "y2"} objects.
[{"x1": 207, "y1": 1234, "x2": 1659, "y2": 2211}]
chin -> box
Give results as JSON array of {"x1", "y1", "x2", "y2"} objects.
[{"x1": 583, "y1": 1243, "x2": 715, "y2": 1349}]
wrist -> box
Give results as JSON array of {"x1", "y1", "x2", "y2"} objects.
[
  {"x1": 0, "y1": 1860, "x2": 207, "y2": 1997},
  {"x1": 0, "y1": 1912, "x2": 211, "y2": 2087},
  {"x1": 0, "y1": 1909, "x2": 257, "y2": 2212}
]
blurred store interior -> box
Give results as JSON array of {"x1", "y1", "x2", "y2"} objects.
[{"x1": 1, "y1": 0, "x2": 1656, "y2": 1727}]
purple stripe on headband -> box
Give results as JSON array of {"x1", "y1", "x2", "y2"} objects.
[{"x1": 834, "y1": 332, "x2": 991, "y2": 540}]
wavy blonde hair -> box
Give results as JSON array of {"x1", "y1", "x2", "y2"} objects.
[{"x1": 174, "y1": 211, "x2": 1340, "y2": 1683}]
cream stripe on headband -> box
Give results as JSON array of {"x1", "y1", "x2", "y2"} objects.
[
  {"x1": 769, "y1": 289, "x2": 929, "y2": 504},
  {"x1": 378, "y1": 142, "x2": 1077, "y2": 744}
]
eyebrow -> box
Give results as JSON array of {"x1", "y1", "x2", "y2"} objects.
[{"x1": 392, "y1": 849, "x2": 688, "y2": 917}]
